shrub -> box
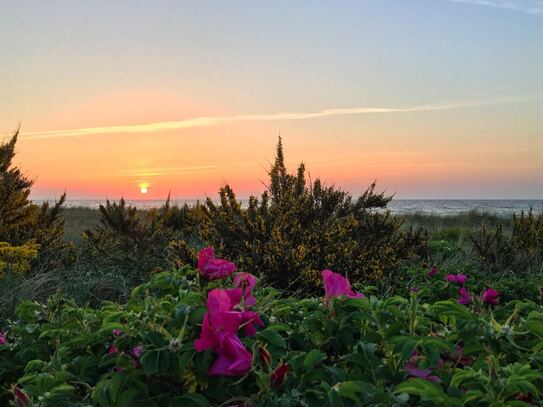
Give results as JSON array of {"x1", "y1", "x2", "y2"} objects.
[
  {"x1": 0, "y1": 130, "x2": 72, "y2": 272},
  {"x1": 197, "y1": 138, "x2": 427, "y2": 292},
  {"x1": 82, "y1": 198, "x2": 199, "y2": 289},
  {"x1": 469, "y1": 209, "x2": 543, "y2": 276}
]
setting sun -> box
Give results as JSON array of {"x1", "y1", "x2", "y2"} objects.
[{"x1": 139, "y1": 183, "x2": 149, "y2": 194}]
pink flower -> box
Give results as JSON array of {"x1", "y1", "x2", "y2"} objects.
[
  {"x1": 198, "y1": 247, "x2": 237, "y2": 280},
  {"x1": 240, "y1": 310, "x2": 265, "y2": 337},
  {"x1": 208, "y1": 335, "x2": 253, "y2": 376},
  {"x1": 131, "y1": 346, "x2": 143, "y2": 359},
  {"x1": 457, "y1": 287, "x2": 470, "y2": 305},
  {"x1": 112, "y1": 329, "x2": 122, "y2": 336},
  {"x1": 270, "y1": 363, "x2": 289, "y2": 387},
  {"x1": 233, "y1": 272, "x2": 258, "y2": 307},
  {"x1": 203, "y1": 288, "x2": 264, "y2": 337},
  {"x1": 108, "y1": 344, "x2": 118, "y2": 354},
  {"x1": 455, "y1": 274, "x2": 468, "y2": 285},
  {"x1": 427, "y1": 266, "x2": 438, "y2": 277},
  {"x1": 322, "y1": 269, "x2": 364, "y2": 305},
  {"x1": 206, "y1": 288, "x2": 243, "y2": 315},
  {"x1": 445, "y1": 274, "x2": 468, "y2": 286},
  {"x1": 194, "y1": 311, "x2": 242, "y2": 352},
  {"x1": 0, "y1": 331, "x2": 6, "y2": 346},
  {"x1": 405, "y1": 364, "x2": 441, "y2": 382},
  {"x1": 405, "y1": 351, "x2": 441, "y2": 383},
  {"x1": 482, "y1": 288, "x2": 500, "y2": 306},
  {"x1": 195, "y1": 288, "x2": 257, "y2": 377}
]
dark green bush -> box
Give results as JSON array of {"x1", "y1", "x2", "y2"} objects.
[
  {"x1": 469, "y1": 210, "x2": 543, "y2": 276},
  {"x1": 196, "y1": 138, "x2": 427, "y2": 292}
]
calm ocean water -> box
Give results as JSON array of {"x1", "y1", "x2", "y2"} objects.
[{"x1": 34, "y1": 199, "x2": 543, "y2": 216}]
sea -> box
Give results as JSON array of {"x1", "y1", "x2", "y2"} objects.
[{"x1": 34, "y1": 199, "x2": 543, "y2": 217}]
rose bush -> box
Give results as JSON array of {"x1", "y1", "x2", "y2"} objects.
[{"x1": 0, "y1": 250, "x2": 542, "y2": 406}]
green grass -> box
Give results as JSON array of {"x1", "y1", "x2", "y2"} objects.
[
  {"x1": 61, "y1": 207, "x2": 514, "y2": 243},
  {"x1": 61, "y1": 207, "x2": 100, "y2": 242},
  {"x1": 398, "y1": 209, "x2": 511, "y2": 237}
]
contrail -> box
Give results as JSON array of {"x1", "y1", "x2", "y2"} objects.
[
  {"x1": 18, "y1": 95, "x2": 541, "y2": 140},
  {"x1": 441, "y1": 0, "x2": 543, "y2": 15}
]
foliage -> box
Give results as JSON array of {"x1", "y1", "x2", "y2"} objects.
[
  {"x1": 0, "y1": 242, "x2": 39, "y2": 275},
  {"x1": 1, "y1": 262, "x2": 542, "y2": 406},
  {"x1": 0, "y1": 130, "x2": 72, "y2": 273},
  {"x1": 469, "y1": 210, "x2": 543, "y2": 276},
  {"x1": 81, "y1": 198, "x2": 200, "y2": 293}
]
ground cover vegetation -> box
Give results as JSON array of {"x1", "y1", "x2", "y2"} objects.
[{"x1": 1, "y1": 130, "x2": 543, "y2": 405}]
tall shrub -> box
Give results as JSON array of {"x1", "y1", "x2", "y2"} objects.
[
  {"x1": 198, "y1": 138, "x2": 427, "y2": 291},
  {"x1": 0, "y1": 130, "x2": 69, "y2": 271}
]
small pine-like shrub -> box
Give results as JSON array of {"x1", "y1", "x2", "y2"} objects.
[
  {"x1": 0, "y1": 130, "x2": 72, "y2": 272},
  {"x1": 469, "y1": 209, "x2": 543, "y2": 276},
  {"x1": 197, "y1": 138, "x2": 427, "y2": 292}
]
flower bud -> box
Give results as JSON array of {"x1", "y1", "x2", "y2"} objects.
[
  {"x1": 258, "y1": 345, "x2": 272, "y2": 370},
  {"x1": 12, "y1": 386, "x2": 30, "y2": 407},
  {"x1": 270, "y1": 363, "x2": 289, "y2": 387}
]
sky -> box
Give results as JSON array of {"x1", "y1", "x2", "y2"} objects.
[{"x1": 1, "y1": 0, "x2": 542, "y2": 200}]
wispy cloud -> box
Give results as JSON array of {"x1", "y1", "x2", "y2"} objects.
[
  {"x1": 441, "y1": 0, "x2": 543, "y2": 15},
  {"x1": 18, "y1": 95, "x2": 542, "y2": 141},
  {"x1": 119, "y1": 165, "x2": 219, "y2": 178}
]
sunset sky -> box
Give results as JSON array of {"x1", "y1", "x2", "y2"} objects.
[{"x1": 1, "y1": 0, "x2": 542, "y2": 200}]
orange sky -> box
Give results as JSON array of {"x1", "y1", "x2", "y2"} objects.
[{"x1": 3, "y1": 1, "x2": 543, "y2": 199}]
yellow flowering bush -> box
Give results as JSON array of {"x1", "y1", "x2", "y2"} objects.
[{"x1": 0, "y1": 241, "x2": 39, "y2": 276}]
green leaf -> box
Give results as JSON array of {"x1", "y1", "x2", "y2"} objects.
[
  {"x1": 335, "y1": 381, "x2": 372, "y2": 402},
  {"x1": 525, "y1": 312, "x2": 543, "y2": 338},
  {"x1": 395, "y1": 379, "x2": 454, "y2": 406},
  {"x1": 140, "y1": 350, "x2": 160, "y2": 375},
  {"x1": 303, "y1": 349, "x2": 326, "y2": 371},
  {"x1": 171, "y1": 393, "x2": 209, "y2": 407},
  {"x1": 431, "y1": 300, "x2": 474, "y2": 320}
]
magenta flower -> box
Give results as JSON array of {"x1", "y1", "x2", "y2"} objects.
[
  {"x1": 270, "y1": 363, "x2": 290, "y2": 387},
  {"x1": 198, "y1": 247, "x2": 237, "y2": 280},
  {"x1": 405, "y1": 351, "x2": 441, "y2": 383},
  {"x1": 195, "y1": 288, "x2": 257, "y2": 376},
  {"x1": 405, "y1": 364, "x2": 441, "y2": 382},
  {"x1": 410, "y1": 287, "x2": 420, "y2": 293},
  {"x1": 445, "y1": 274, "x2": 468, "y2": 286},
  {"x1": 427, "y1": 266, "x2": 438, "y2": 277},
  {"x1": 0, "y1": 331, "x2": 6, "y2": 346},
  {"x1": 208, "y1": 334, "x2": 253, "y2": 376},
  {"x1": 112, "y1": 329, "x2": 122, "y2": 336},
  {"x1": 131, "y1": 346, "x2": 143, "y2": 359},
  {"x1": 108, "y1": 344, "x2": 118, "y2": 354},
  {"x1": 322, "y1": 269, "x2": 364, "y2": 305},
  {"x1": 194, "y1": 311, "x2": 242, "y2": 352},
  {"x1": 240, "y1": 310, "x2": 265, "y2": 337},
  {"x1": 204, "y1": 288, "x2": 264, "y2": 336},
  {"x1": 194, "y1": 311, "x2": 252, "y2": 376},
  {"x1": 482, "y1": 288, "x2": 500, "y2": 305},
  {"x1": 233, "y1": 272, "x2": 258, "y2": 307},
  {"x1": 457, "y1": 287, "x2": 470, "y2": 305},
  {"x1": 455, "y1": 274, "x2": 468, "y2": 285},
  {"x1": 206, "y1": 288, "x2": 243, "y2": 315}
]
